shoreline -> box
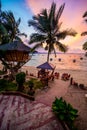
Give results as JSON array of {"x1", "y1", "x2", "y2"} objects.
[
  {"x1": 0, "y1": 62, "x2": 87, "y2": 86},
  {"x1": 21, "y1": 65, "x2": 87, "y2": 87}
]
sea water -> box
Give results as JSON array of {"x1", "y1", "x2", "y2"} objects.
[{"x1": 25, "y1": 53, "x2": 87, "y2": 71}]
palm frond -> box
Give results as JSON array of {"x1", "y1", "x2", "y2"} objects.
[
  {"x1": 0, "y1": 23, "x2": 7, "y2": 35},
  {"x1": 49, "y1": 2, "x2": 56, "y2": 21},
  {"x1": 17, "y1": 33, "x2": 27, "y2": 37},
  {"x1": 56, "y1": 41, "x2": 68, "y2": 52},
  {"x1": 49, "y1": 44, "x2": 55, "y2": 53},
  {"x1": 29, "y1": 33, "x2": 46, "y2": 44},
  {"x1": 56, "y1": 29, "x2": 77, "y2": 40},
  {"x1": 1, "y1": 10, "x2": 23, "y2": 43},
  {"x1": 48, "y1": 2, "x2": 57, "y2": 31},
  {"x1": 28, "y1": 20, "x2": 47, "y2": 33},
  {"x1": 83, "y1": 11, "x2": 87, "y2": 18},
  {"x1": 56, "y1": 3, "x2": 65, "y2": 23},
  {"x1": 54, "y1": 22, "x2": 62, "y2": 34},
  {"x1": 40, "y1": 9, "x2": 48, "y2": 19},
  {"x1": 16, "y1": 18, "x2": 21, "y2": 26},
  {"x1": 15, "y1": 36, "x2": 22, "y2": 42},
  {"x1": 31, "y1": 43, "x2": 43, "y2": 52},
  {"x1": 81, "y1": 31, "x2": 87, "y2": 36},
  {"x1": 83, "y1": 41, "x2": 87, "y2": 50},
  {"x1": 44, "y1": 45, "x2": 49, "y2": 50}
]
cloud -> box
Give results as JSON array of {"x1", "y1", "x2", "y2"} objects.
[{"x1": 26, "y1": 0, "x2": 53, "y2": 14}]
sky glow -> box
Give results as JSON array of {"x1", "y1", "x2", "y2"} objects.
[{"x1": 1, "y1": 0, "x2": 87, "y2": 53}]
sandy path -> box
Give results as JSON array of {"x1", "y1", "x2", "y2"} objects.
[{"x1": 35, "y1": 79, "x2": 70, "y2": 106}]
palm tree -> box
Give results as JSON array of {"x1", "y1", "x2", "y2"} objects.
[
  {"x1": 81, "y1": 11, "x2": 87, "y2": 52},
  {"x1": 0, "y1": 0, "x2": 27, "y2": 44},
  {"x1": 0, "y1": 0, "x2": 8, "y2": 44},
  {"x1": 28, "y1": 2, "x2": 77, "y2": 62},
  {"x1": 0, "y1": 2, "x2": 27, "y2": 77},
  {"x1": 1, "y1": 11, "x2": 27, "y2": 44}
]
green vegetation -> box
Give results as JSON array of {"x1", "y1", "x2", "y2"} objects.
[
  {"x1": 0, "y1": 70, "x2": 6, "y2": 75},
  {"x1": 0, "y1": 74, "x2": 43, "y2": 95},
  {"x1": 0, "y1": 4, "x2": 27, "y2": 78},
  {"x1": 26, "y1": 78, "x2": 44, "y2": 90},
  {"x1": 16, "y1": 72, "x2": 26, "y2": 92},
  {"x1": 52, "y1": 97, "x2": 78, "y2": 130},
  {"x1": 81, "y1": 11, "x2": 87, "y2": 54},
  {"x1": 0, "y1": 79, "x2": 17, "y2": 91}
]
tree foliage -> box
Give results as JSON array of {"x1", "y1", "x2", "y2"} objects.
[
  {"x1": 81, "y1": 11, "x2": 87, "y2": 51},
  {"x1": 28, "y1": 2, "x2": 77, "y2": 61}
]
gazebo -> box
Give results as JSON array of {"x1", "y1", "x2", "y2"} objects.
[
  {"x1": 37, "y1": 62, "x2": 55, "y2": 79},
  {"x1": 0, "y1": 40, "x2": 32, "y2": 78},
  {"x1": 37, "y1": 62, "x2": 55, "y2": 70}
]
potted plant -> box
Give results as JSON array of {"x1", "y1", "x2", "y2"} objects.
[
  {"x1": 52, "y1": 97, "x2": 78, "y2": 130},
  {"x1": 16, "y1": 72, "x2": 26, "y2": 92}
]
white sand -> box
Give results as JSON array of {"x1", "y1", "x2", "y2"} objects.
[
  {"x1": 21, "y1": 66, "x2": 87, "y2": 130},
  {"x1": 21, "y1": 65, "x2": 87, "y2": 86}
]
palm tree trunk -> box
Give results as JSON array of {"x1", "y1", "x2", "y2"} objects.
[
  {"x1": 54, "y1": 48, "x2": 57, "y2": 57},
  {"x1": 47, "y1": 45, "x2": 50, "y2": 62}
]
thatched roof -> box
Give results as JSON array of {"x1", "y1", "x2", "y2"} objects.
[
  {"x1": 0, "y1": 40, "x2": 31, "y2": 52},
  {"x1": 37, "y1": 62, "x2": 55, "y2": 70}
]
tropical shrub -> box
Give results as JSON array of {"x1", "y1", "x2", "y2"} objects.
[
  {"x1": 28, "y1": 80, "x2": 34, "y2": 89},
  {"x1": 27, "y1": 78, "x2": 43, "y2": 89},
  {"x1": 0, "y1": 70, "x2": 6, "y2": 75},
  {"x1": 27, "y1": 79, "x2": 35, "y2": 96},
  {"x1": 6, "y1": 82, "x2": 17, "y2": 91},
  {"x1": 52, "y1": 97, "x2": 78, "y2": 130},
  {"x1": 0, "y1": 79, "x2": 17, "y2": 91},
  {"x1": 16, "y1": 72, "x2": 26, "y2": 91},
  {"x1": 0, "y1": 79, "x2": 8, "y2": 91}
]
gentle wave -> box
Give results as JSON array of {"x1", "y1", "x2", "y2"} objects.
[{"x1": 25, "y1": 53, "x2": 87, "y2": 71}]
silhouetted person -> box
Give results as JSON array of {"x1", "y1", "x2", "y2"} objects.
[{"x1": 70, "y1": 77, "x2": 73, "y2": 86}]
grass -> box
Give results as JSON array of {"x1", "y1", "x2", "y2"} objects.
[
  {"x1": 0, "y1": 79, "x2": 17, "y2": 91},
  {"x1": 0, "y1": 78, "x2": 43, "y2": 94}
]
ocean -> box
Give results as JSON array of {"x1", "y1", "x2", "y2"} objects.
[{"x1": 26, "y1": 53, "x2": 87, "y2": 71}]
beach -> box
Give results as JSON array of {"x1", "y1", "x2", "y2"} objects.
[
  {"x1": 0, "y1": 59, "x2": 87, "y2": 130},
  {"x1": 21, "y1": 65, "x2": 87, "y2": 87},
  {"x1": 21, "y1": 65, "x2": 87, "y2": 130}
]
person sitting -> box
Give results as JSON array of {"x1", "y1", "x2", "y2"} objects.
[
  {"x1": 54, "y1": 72, "x2": 60, "y2": 79},
  {"x1": 38, "y1": 69, "x2": 46, "y2": 78},
  {"x1": 61, "y1": 73, "x2": 70, "y2": 81}
]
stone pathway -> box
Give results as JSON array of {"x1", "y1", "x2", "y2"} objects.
[{"x1": 0, "y1": 95, "x2": 64, "y2": 130}]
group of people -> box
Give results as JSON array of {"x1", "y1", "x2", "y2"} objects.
[
  {"x1": 61, "y1": 73, "x2": 70, "y2": 81},
  {"x1": 38, "y1": 69, "x2": 56, "y2": 87}
]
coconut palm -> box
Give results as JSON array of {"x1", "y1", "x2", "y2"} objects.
[
  {"x1": 0, "y1": 2, "x2": 27, "y2": 76},
  {"x1": 81, "y1": 11, "x2": 87, "y2": 52},
  {"x1": 1, "y1": 11, "x2": 27, "y2": 44},
  {"x1": 0, "y1": 0, "x2": 27, "y2": 44},
  {"x1": 28, "y1": 2, "x2": 77, "y2": 62}
]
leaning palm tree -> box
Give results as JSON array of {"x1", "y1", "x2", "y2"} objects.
[
  {"x1": 28, "y1": 2, "x2": 77, "y2": 62},
  {"x1": 81, "y1": 11, "x2": 87, "y2": 52}
]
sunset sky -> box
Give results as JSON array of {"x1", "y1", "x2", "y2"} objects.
[{"x1": 1, "y1": 0, "x2": 87, "y2": 53}]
